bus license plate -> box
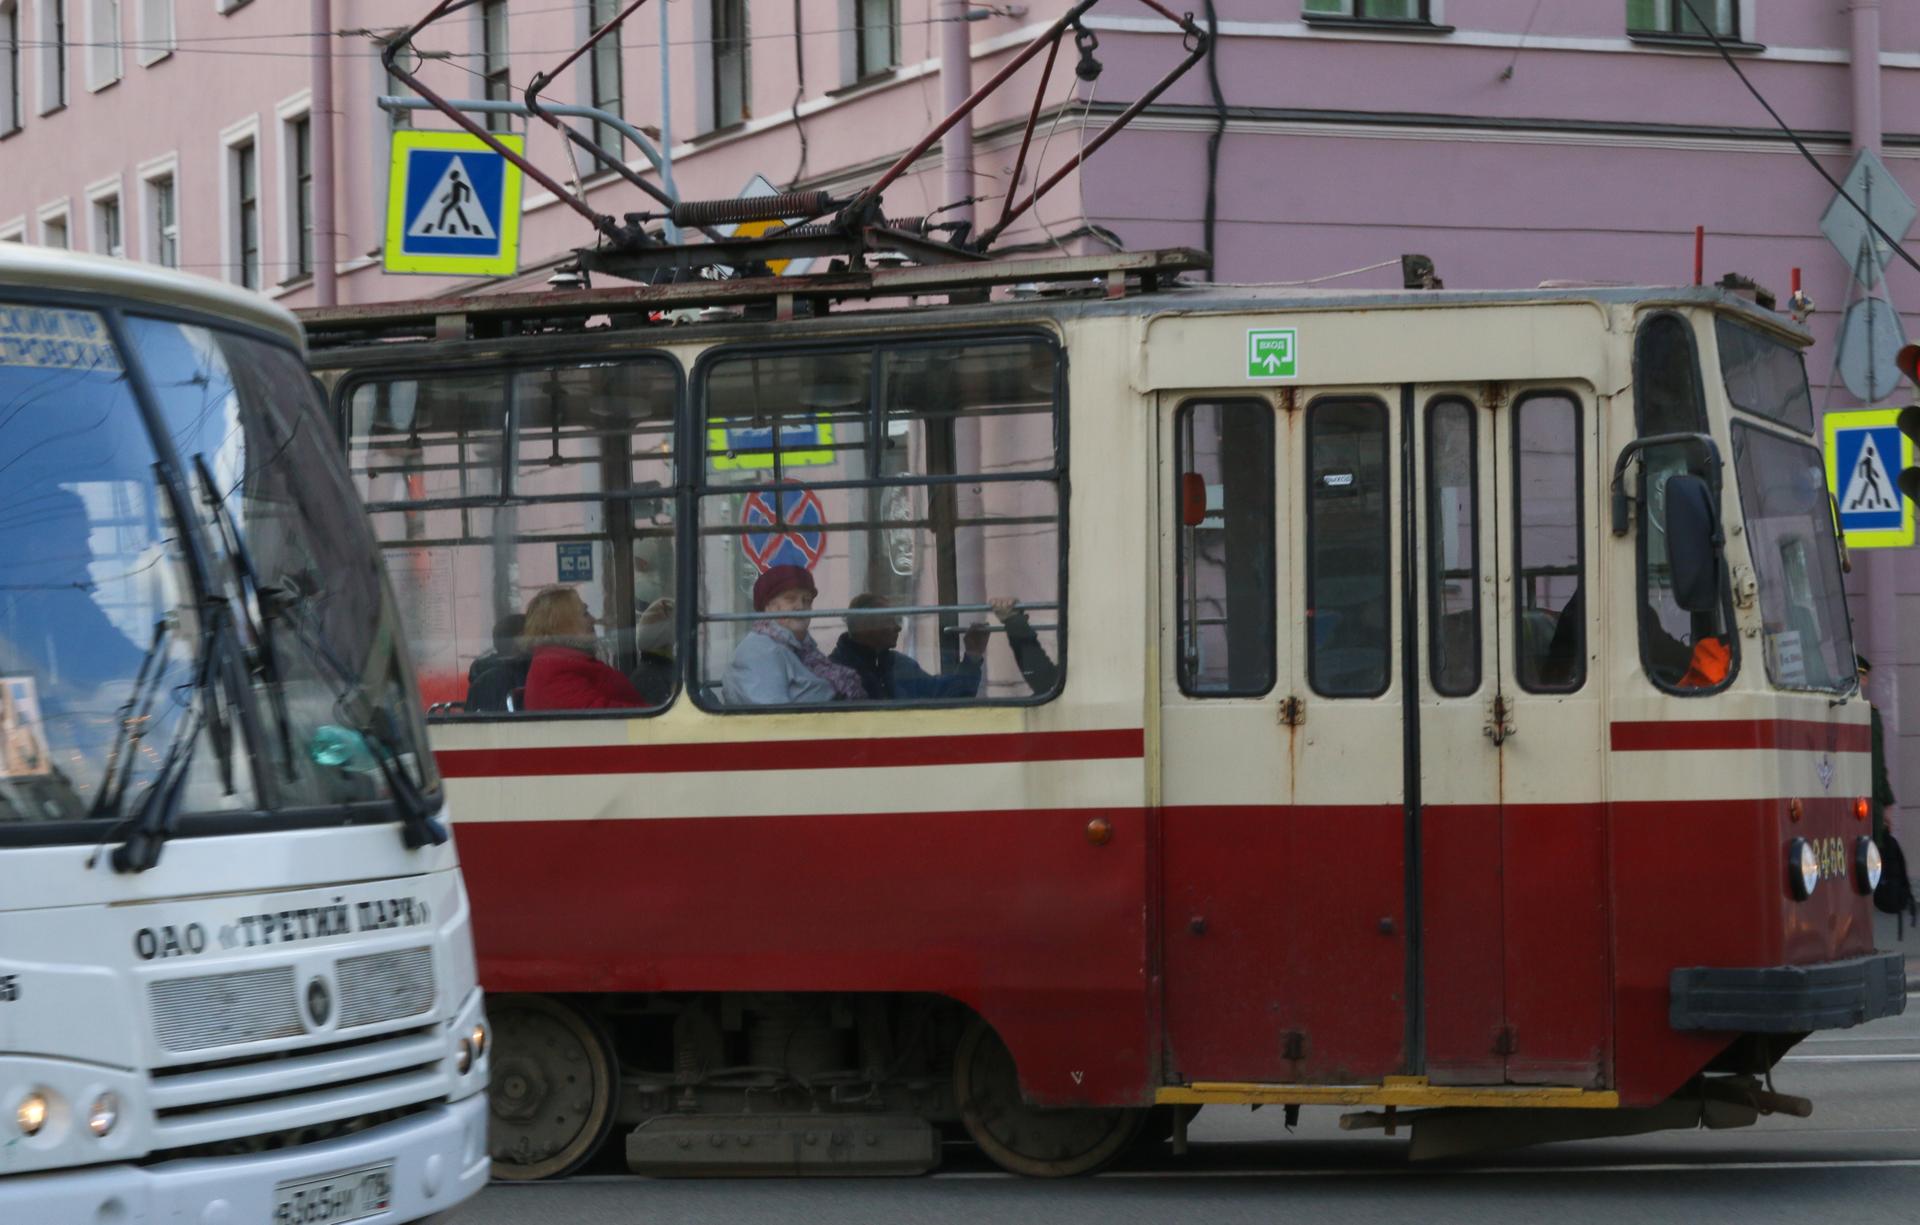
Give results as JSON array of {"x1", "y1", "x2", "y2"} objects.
[{"x1": 271, "y1": 1162, "x2": 394, "y2": 1225}]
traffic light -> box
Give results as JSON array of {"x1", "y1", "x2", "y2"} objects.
[{"x1": 1899, "y1": 344, "x2": 1920, "y2": 504}]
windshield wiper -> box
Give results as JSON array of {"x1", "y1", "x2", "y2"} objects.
[
  {"x1": 262, "y1": 574, "x2": 447, "y2": 849},
  {"x1": 106, "y1": 626, "x2": 220, "y2": 873},
  {"x1": 88, "y1": 617, "x2": 174, "y2": 823},
  {"x1": 192, "y1": 454, "x2": 298, "y2": 783}
]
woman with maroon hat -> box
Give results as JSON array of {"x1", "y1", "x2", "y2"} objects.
[
  {"x1": 520, "y1": 586, "x2": 645, "y2": 710},
  {"x1": 722, "y1": 564, "x2": 864, "y2": 706}
]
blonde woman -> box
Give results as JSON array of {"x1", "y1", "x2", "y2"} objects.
[{"x1": 521, "y1": 586, "x2": 643, "y2": 711}]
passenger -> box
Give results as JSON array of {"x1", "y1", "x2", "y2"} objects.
[
  {"x1": 722, "y1": 565, "x2": 863, "y2": 706},
  {"x1": 829, "y1": 593, "x2": 989, "y2": 700},
  {"x1": 630, "y1": 598, "x2": 676, "y2": 708},
  {"x1": 465, "y1": 614, "x2": 530, "y2": 713},
  {"x1": 521, "y1": 586, "x2": 644, "y2": 711},
  {"x1": 989, "y1": 596, "x2": 1060, "y2": 695}
]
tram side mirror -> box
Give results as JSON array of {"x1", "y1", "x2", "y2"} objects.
[
  {"x1": 1180, "y1": 472, "x2": 1208, "y2": 527},
  {"x1": 1665, "y1": 473, "x2": 1722, "y2": 613}
]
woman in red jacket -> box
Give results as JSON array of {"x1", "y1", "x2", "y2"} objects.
[{"x1": 521, "y1": 586, "x2": 644, "y2": 711}]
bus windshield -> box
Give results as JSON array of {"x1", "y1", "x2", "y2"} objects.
[{"x1": 0, "y1": 304, "x2": 435, "y2": 836}]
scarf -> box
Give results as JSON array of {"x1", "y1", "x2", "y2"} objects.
[{"x1": 753, "y1": 620, "x2": 865, "y2": 701}]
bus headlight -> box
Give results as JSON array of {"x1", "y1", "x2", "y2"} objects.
[
  {"x1": 1790, "y1": 838, "x2": 1819, "y2": 900},
  {"x1": 16, "y1": 1091, "x2": 48, "y2": 1136},
  {"x1": 87, "y1": 1092, "x2": 119, "y2": 1137},
  {"x1": 1857, "y1": 837, "x2": 1884, "y2": 894},
  {"x1": 455, "y1": 1038, "x2": 473, "y2": 1075},
  {"x1": 471, "y1": 1023, "x2": 487, "y2": 1060}
]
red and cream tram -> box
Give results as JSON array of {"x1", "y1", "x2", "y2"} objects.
[{"x1": 301, "y1": 250, "x2": 1902, "y2": 1178}]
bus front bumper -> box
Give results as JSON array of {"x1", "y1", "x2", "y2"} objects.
[
  {"x1": 1670, "y1": 950, "x2": 1907, "y2": 1032},
  {"x1": 1, "y1": 1090, "x2": 489, "y2": 1225}
]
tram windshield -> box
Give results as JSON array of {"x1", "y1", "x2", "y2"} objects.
[{"x1": 0, "y1": 304, "x2": 435, "y2": 838}]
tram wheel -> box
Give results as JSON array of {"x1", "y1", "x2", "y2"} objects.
[
  {"x1": 953, "y1": 1020, "x2": 1145, "y2": 1178},
  {"x1": 486, "y1": 994, "x2": 618, "y2": 1181}
]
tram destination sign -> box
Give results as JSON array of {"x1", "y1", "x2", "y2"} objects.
[
  {"x1": 1247, "y1": 328, "x2": 1298, "y2": 381},
  {"x1": 1825, "y1": 407, "x2": 1915, "y2": 549}
]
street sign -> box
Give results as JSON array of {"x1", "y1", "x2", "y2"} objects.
[
  {"x1": 384, "y1": 131, "x2": 525, "y2": 276},
  {"x1": 1246, "y1": 328, "x2": 1298, "y2": 381},
  {"x1": 729, "y1": 174, "x2": 816, "y2": 278},
  {"x1": 1825, "y1": 407, "x2": 1915, "y2": 549},
  {"x1": 707, "y1": 415, "x2": 837, "y2": 472},
  {"x1": 741, "y1": 482, "x2": 827, "y2": 573},
  {"x1": 1837, "y1": 297, "x2": 1909, "y2": 403},
  {"x1": 1820, "y1": 148, "x2": 1915, "y2": 289}
]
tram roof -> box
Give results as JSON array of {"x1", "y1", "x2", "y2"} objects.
[
  {"x1": 297, "y1": 249, "x2": 1809, "y2": 352},
  {"x1": 0, "y1": 243, "x2": 303, "y2": 348}
]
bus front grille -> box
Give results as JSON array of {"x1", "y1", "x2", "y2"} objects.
[
  {"x1": 150, "y1": 967, "x2": 303, "y2": 1052},
  {"x1": 337, "y1": 946, "x2": 436, "y2": 1029}
]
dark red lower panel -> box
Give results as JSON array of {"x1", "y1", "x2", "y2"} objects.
[
  {"x1": 1160, "y1": 805, "x2": 1406, "y2": 1085},
  {"x1": 1504, "y1": 803, "x2": 1610, "y2": 1087},
  {"x1": 1421, "y1": 804, "x2": 1505, "y2": 1084},
  {"x1": 454, "y1": 808, "x2": 1152, "y2": 1107}
]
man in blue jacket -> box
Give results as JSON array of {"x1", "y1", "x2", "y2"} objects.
[{"x1": 830, "y1": 593, "x2": 989, "y2": 701}]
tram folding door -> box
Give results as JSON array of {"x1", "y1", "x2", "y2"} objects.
[{"x1": 1157, "y1": 385, "x2": 1610, "y2": 1090}]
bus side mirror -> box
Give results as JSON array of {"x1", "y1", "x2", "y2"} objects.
[{"x1": 1665, "y1": 473, "x2": 1722, "y2": 613}]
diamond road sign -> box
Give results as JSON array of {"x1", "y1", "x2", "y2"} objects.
[
  {"x1": 1247, "y1": 328, "x2": 1298, "y2": 381},
  {"x1": 1820, "y1": 148, "x2": 1915, "y2": 289}
]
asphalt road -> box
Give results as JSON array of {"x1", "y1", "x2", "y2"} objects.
[{"x1": 448, "y1": 926, "x2": 1920, "y2": 1224}]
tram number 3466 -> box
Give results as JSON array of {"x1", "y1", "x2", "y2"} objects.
[{"x1": 1813, "y1": 836, "x2": 1851, "y2": 883}]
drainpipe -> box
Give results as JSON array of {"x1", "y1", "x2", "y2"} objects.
[
  {"x1": 310, "y1": 0, "x2": 337, "y2": 305},
  {"x1": 940, "y1": 0, "x2": 976, "y2": 229},
  {"x1": 1848, "y1": 0, "x2": 1895, "y2": 798},
  {"x1": 940, "y1": 1, "x2": 985, "y2": 618}
]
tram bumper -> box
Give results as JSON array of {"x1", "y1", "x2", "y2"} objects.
[{"x1": 1669, "y1": 950, "x2": 1907, "y2": 1032}]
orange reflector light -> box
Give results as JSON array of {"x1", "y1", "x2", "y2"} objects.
[
  {"x1": 1086, "y1": 817, "x2": 1113, "y2": 846},
  {"x1": 1856, "y1": 797, "x2": 1870, "y2": 821},
  {"x1": 1789, "y1": 799, "x2": 1803, "y2": 821},
  {"x1": 1180, "y1": 473, "x2": 1207, "y2": 527}
]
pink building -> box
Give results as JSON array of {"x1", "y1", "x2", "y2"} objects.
[{"x1": 3, "y1": 0, "x2": 1918, "y2": 800}]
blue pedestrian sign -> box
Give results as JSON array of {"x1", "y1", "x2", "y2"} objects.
[
  {"x1": 1825, "y1": 408, "x2": 1915, "y2": 548},
  {"x1": 556, "y1": 542, "x2": 594, "y2": 583},
  {"x1": 384, "y1": 131, "x2": 524, "y2": 276}
]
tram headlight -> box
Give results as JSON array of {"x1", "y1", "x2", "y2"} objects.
[
  {"x1": 87, "y1": 1092, "x2": 120, "y2": 1138},
  {"x1": 15, "y1": 1090, "x2": 48, "y2": 1136},
  {"x1": 1857, "y1": 836, "x2": 1884, "y2": 894},
  {"x1": 1789, "y1": 837, "x2": 1819, "y2": 900}
]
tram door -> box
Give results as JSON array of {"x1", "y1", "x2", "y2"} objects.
[{"x1": 1159, "y1": 384, "x2": 1609, "y2": 1089}]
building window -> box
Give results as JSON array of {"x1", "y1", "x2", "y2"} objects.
[
  {"x1": 39, "y1": 0, "x2": 66, "y2": 112},
  {"x1": 0, "y1": 219, "x2": 23, "y2": 242},
  {"x1": 587, "y1": 0, "x2": 622, "y2": 158},
  {"x1": 0, "y1": 2, "x2": 19, "y2": 133},
  {"x1": 136, "y1": 0, "x2": 171, "y2": 65},
  {"x1": 1627, "y1": 0, "x2": 1735, "y2": 38},
  {"x1": 148, "y1": 172, "x2": 177, "y2": 267},
  {"x1": 711, "y1": 0, "x2": 748, "y2": 129},
  {"x1": 290, "y1": 114, "x2": 312, "y2": 278},
  {"x1": 93, "y1": 192, "x2": 121, "y2": 256},
  {"x1": 345, "y1": 359, "x2": 680, "y2": 718},
  {"x1": 696, "y1": 337, "x2": 1065, "y2": 710},
  {"x1": 86, "y1": 0, "x2": 119, "y2": 88},
  {"x1": 855, "y1": 0, "x2": 898, "y2": 79},
  {"x1": 1176, "y1": 399, "x2": 1276, "y2": 697},
  {"x1": 1303, "y1": 0, "x2": 1432, "y2": 22},
  {"x1": 232, "y1": 138, "x2": 258, "y2": 288},
  {"x1": 41, "y1": 211, "x2": 67, "y2": 248}
]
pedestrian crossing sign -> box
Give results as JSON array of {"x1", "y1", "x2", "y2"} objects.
[
  {"x1": 1825, "y1": 408, "x2": 1915, "y2": 549},
  {"x1": 384, "y1": 130, "x2": 524, "y2": 276}
]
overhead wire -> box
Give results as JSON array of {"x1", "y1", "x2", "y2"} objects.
[{"x1": 1676, "y1": 0, "x2": 1920, "y2": 281}]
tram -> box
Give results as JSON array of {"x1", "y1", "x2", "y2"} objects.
[{"x1": 301, "y1": 248, "x2": 1902, "y2": 1177}]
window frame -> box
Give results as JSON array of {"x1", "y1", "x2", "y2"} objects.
[
  {"x1": 219, "y1": 115, "x2": 261, "y2": 289},
  {"x1": 38, "y1": 0, "x2": 66, "y2": 114},
  {"x1": 587, "y1": 0, "x2": 624, "y2": 158},
  {"x1": 1304, "y1": 394, "x2": 1392, "y2": 701},
  {"x1": 1627, "y1": 0, "x2": 1738, "y2": 40},
  {"x1": 37, "y1": 198, "x2": 70, "y2": 248},
  {"x1": 854, "y1": 0, "x2": 900, "y2": 81},
  {"x1": 709, "y1": 0, "x2": 749, "y2": 131},
  {"x1": 85, "y1": 0, "x2": 119, "y2": 90},
  {"x1": 86, "y1": 175, "x2": 123, "y2": 256},
  {"x1": 332, "y1": 347, "x2": 687, "y2": 723},
  {"x1": 1, "y1": 0, "x2": 21, "y2": 135},
  {"x1": 687, "y1": 328, "x2": 1070, "y2": 714},
  {"x1": 135, "y1": 0, "x2": 170, "y2": 66},
  {"x1": 1174, "y1": 397, "x2": 1277, "y2": 699},
  {"x1": 480, "y1": 0, "x2": 511, "y2": 132},
  {"x1": 138, "y1": 153, "x2": 178, "y2": 267},
  {"x1": 1509, "y1": 389, "x2": 1587, "y2": 695},
  {"x1": 1302, "y1": 0, "x2": 1450, "y2": 31},
  {"x1": 1424, "y1": 394, "x2": 1481, "y2": 698},
  {"x1": 279, "y1": 104, "x2": 313, "y2": 283}
]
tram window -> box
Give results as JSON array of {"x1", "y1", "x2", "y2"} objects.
[
  {"x1": 1425, "y1": 398, "x2": 1479, "y2": 697},
  {"x1": 1717, "y1": 315, "x2": 1814, "y2": 435},
  {"x1": 695, "y1": 336, "x2": 1064, "y2": 709},
  {"x1": 1512, "y1": 392, "x2": 1585, "y2": 694},
  {"x1": 344, "y1": 357, "x2": 680, "y2": 718},
  {"x1": 1731, "y1": 423, "x2": 1854, "y2": 693},
  {"x1": 1306, "y1": 398, "x2": 1389, "y2": 699},
  {"x1": 1176, "y1": 400, "x2": 1276, "y2": 697},
  {"x1": 1632, "y1": 313, "x2": 1733, "y2": 693}
]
